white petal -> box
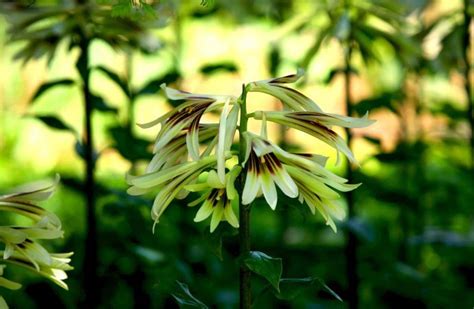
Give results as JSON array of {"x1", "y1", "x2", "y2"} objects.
[
  {"x1": 260, "y1": 168, "x2": 277, "y2": 210},
  {"x1": 242, "y1": 171, "x2": 259, "y2": 205}
]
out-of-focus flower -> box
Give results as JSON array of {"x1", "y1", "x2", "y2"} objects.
[
  {"x1": 186, "y1": 167, "x2": 241, "y2": 232},
  {"x1": 0, "y1": 176, "x2": 73, "y2": 305},
  {"x1": 247, "y1": 69, "x2": 322, "y2": 112},
  {"x1": 250, "y1": 110, "x2": 375, "y2": 164}
]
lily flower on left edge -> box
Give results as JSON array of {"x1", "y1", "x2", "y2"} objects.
[
  {"x1": 186, "y1": 167, "x2": 241, "y2": 232},
  {"x1": 0, "y1": 175, "x2": 73, "y2": 303}
]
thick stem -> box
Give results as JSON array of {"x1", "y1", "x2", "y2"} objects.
[
  {"x1": 79, "y1": 28, "x2": 98, "y2": 309},
  {"x1": 343, "y1": 44, "x2": 358, "y2": 309},
  {"x1": 238, "y1": 85, "x2": 251, "y2": 309},
  {"x1": 463, "y1": 0, "x2": 474, "y2": 169}
]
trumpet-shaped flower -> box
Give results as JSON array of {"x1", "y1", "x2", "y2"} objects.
[
  {"x1": 241, "y1": 133, "x2": 359, "y2": 230},
  {"x1": 247, "y1": 69, "x2": 323, "y2": 112},
  {"x1": 251, "y1": 110, "x2": 375, "y2": 164},
  {"x1": 0, "y1": 176, "x2": 73, "y2": 305},
  {"x1": 186, "y1": 167, "x2": 241, "y2": 232},
  {"x1": 241, "y1": 132, "x2": 299, "y2": 209}
]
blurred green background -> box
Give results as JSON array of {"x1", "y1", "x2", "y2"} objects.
[{"x1": 1, "y1": 0, "x2": 473, "y2": 308}]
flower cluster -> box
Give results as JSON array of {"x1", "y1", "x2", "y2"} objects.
[
  {"x1": 0, "y1": 176, "x2": 73, "y2": 306},
  {"x1": 128, "y1": 70, "x2": 374, "y2": 233}
]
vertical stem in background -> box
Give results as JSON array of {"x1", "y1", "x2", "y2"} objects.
[
  {"x1": 77, "y1": 3, "x2": 97, "y2": 305},
  {"x1": 344, "y1": 44, "x2": 358, "y2": 309},
  {"x1": 463, "y1": 0, "x2": 474, "y2": 169},
  {"x1": 238, "y1": 85, "x2": 251, "y2": 309}
]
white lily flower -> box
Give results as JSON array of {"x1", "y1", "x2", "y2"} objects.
[
  {"x1": 0, "y1": 176, "x2": 73, "y2": 300},
  {"x1": 241, "y1": 133, "x2": 299, "y2": 210}
]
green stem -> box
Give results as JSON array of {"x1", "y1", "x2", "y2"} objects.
[{"x1": 238, "y1": 84, "x2": 251, "y2": 309}]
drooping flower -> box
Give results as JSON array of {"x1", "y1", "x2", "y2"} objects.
[
  {"x1": 241, "y1": 132, "x2": 360, "y2": 231},
  {"x1": 247, "y1": 69, "x2": 323, "y2": 112},
  {"x1": 0, "y1": 176, "x2": 73, "y2": 305},
  {"x1": 127, "y1": 155, "x2": 221, "y2": 230},
  {"x1": 241, "y1": 132, "x2": 299, "y2": 209},
  {"x1": 145, "y1": 124, "x2": 219, "y2": 173},
  {"x1": 186, "y1": 167, "x2": 241, "y2": 232},
  {"x1": 250, "y1": 110, "x2": 375, "y2": 164},
  {"x1": 139, "y1": 85, "x2": 237, "y2": 158}
]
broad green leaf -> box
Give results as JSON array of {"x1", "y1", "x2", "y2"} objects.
[
  {"x1": 171, "y1": 281, "x2": 208, "y2": 308},
  {"x1": 274, "y1": 277, "x2": 343, "y2": 302},
  {"x1": 95, "y1": 65, "x2": 129, "y2": 96},
  {"x1": 31, "y1": 79, "x2": 75, "y2": 102},
  {"x1": 33, "y1": 115, "x2": 75, "y2": 133},
  {"x1": 243, "y1": 251, "x2": 282, "y2": 292}
]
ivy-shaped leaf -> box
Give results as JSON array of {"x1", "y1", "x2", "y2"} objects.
[
  {"x1": 31, "y1": 79, "x2": 75, "y2": 102},
  {"x1": 171, "y1": 281, "x2": 208, "y2": 308},
  {"x1": 243, "y1": 251, "x2": 282, "y2": 292},
  {"x1": 33, "y1": 115, "x2": 75, "y2": 134}
]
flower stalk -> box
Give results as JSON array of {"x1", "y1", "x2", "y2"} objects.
[{"x1": 238, "y1": 84, "x2": 252, "y2": 309}]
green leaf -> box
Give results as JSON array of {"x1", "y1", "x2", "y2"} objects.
[
  {"x1": 274, "y1": 277, "x2": 343, "y2": 302},
  {"x1": 95, "y1": 65, "x2": 129, "y2": 96},
  {"x1": 171, "y1": 281, "x2": 208, "y2": 308},
  {"x1": 91, "y1": 94, "x2": 118, "y2": 113},
  {"x1": 199, "y1": 62, "x2": 238, "y2": 74},
  {"x1": 243, "y1": 251, "x2": 282, "y2": 292},
  {"x1": 33, "y1": 115, "x2": 75, "y2": 133},
  {"x1": 31, "y1": 79, "x2": 75, "y2": 102}
]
